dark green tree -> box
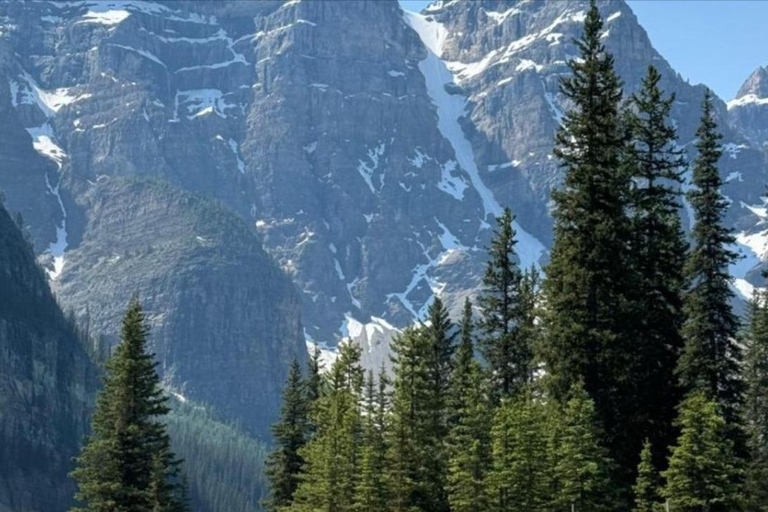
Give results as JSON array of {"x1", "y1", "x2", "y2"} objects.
[
  {"x1": 354, "y1": 371, "x2": 390, "y2": 512},
  {"x1": 71, "y1": 299, "x2": 186, "y2": 512},
  {"x1": 552, "y1": 384, "x2": 617, "y2": 512},
  {"x1": 264, "y1": 360, "x2": 309, "y2": 511},
  {"x1": 633, "y1": 440, "x2": 661, "y2": 512},
  {"x1": 677, "y1": 91, "x2": 743, "y2": 428},
  {"x1": 627, "y1": 65, "x2": 688, "y2": 463},
  {"x1": 539, "y1": 0, "x2": 636, "y2": 480},
  {"x1": 488, "y1": 392, "x2": 550, "y2": 512},
  {"x1": 744, "y1": 282, "x2": 768, "y2": 511},
  {"x1": 386, "y1": 327, "x2": 432, "y2": 512},
  {"x1": 478, "y1": 207, "x2": 527, "y2": 398},
  {"x1": 289, "y1": 344, "x2": 364, "y2": 512},
  {"x1": 446, "y1": 303, "x2": 491, "y2": 512},
  {"x1": 661, "y1": 392, "x2": 744, "y2": 512}
]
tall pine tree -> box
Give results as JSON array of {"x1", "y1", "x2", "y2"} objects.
[
  {"x1": 71, "y1": 299, "x2": 186, "y2": 512},
  {"x1": 540, "y1": 0, "x2": 636, "y2": 479},
  {"x1": 488, "y1": 392, "x2": 550, "y2": 512},
  {"x1": 678, "y1": 90, "x2": 743, "y2": 428},
  {"x1": 552, "y1": 384, "x2": 618, "y2": 512},
  {"x1": 744, "y1": 279, "x2": 768, "y2": 511},
  {"x1": 289, "y1": 343, "x2": 364, "y2": 512},
  {"x1": 264, "y1": 360, "x2": 309, "y2": 512},
  {"x1": 446, "y1": 301, "x2": 492, "y2": 512},
  {"x1": 661, "y1": 392, "x2": 744, "y2": 512},
  {"x1": 387, "y1": 327, "x2": 430, "y2": 512},
  {"x1": 627, "y1": 65, "x2": 688, "y2": 464},
  {"x1": 354, "y1": 371, "x2": 390, "y2": 512},
  {"x1": 632, "y1": 440, "x2": 661, "y2": 512},
  {"x1": 478, "y1": 207, "x2": 527, "y2": 398}
]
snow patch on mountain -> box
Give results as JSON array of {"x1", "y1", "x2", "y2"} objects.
[{"x1": 404, "y1": 9, "x2": 545, "y2": 269}]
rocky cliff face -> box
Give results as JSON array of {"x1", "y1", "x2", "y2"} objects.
[
  {"x1": 53, "y1": 178, "x2": 306, "y2": 436},
  {"x1": 729, "y1": 66, "x2": 768, "y2": 149},
  {"x1": 0, "y1": 201, "x2": 96, "y2": 512},
  {"x1": 0, "y1": 0, "x2": 767, "y2": 371}
]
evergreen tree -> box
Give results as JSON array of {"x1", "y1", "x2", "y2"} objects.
[
  {"x1": 354, "y1": 371, "x2": 390, "y2": 512},
  {"x1": 306, "y1": 345, "x2": 324, "y2": 405},
  {"x1": 553, "y1": 384, "x2": 617, "y2": 512},
  {"x1": 387, "y1": 327, "x2": 431, "y2": 512},
  {"x1": 661, "y1": 392, "x2": 744, "y2": 512},
  {"x1": 628, "y1": 65, "x2": 688, "y2": 463},
  {"x1": 633, "y1": 440, "x2": 661, "y2": 512},
  {"x1": 289, "y1": 344, "x2": 364, "y2": 512},
  {"x1": 678, "y1": 91, "x2": 743, "y2": 427},
  {"x1": 71, "y1": 299, "x2": 186, "y2": 512},
  {"x1": 488, "y1": 392, "x2": 550, "y2": 512},
  {"x1": 446, "y1": 304, "x2": 492, "y2": 512},
  {"x1": 264, "y1": 360, "x2": 309, "y2": 511},
  {"x1": 539, "y1": 0, "x2": 636, "y2": 478},
  {"x1": 421, "y1": 297, "x2": 454, "y2": 512},
  {"x1": 478, "y1": 207, "x2": 526, "y2": 398},
  {"x1": 744, "y1": 282, "x2": 768, "y2": 511}
]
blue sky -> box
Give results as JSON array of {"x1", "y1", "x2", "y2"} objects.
[{"x1": 398, "y1": 1, "x2": 768, "y2": 101}]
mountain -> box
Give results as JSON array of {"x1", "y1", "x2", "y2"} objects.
[
  {"x1": 729, "y1": 66, "x2": 768, "y2": 150},
  {"x1": 0, "y1": 200, "x2": 96, "y2": 512},
  {"x1": 52, "y1": 177, "x2": 306, "y2": 436},
  {"x1": 0, "y1": 0, "x2": 767, "y2": 419}
]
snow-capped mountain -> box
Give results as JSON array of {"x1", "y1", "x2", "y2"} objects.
[{"x1": 0, "y1": 0, "x2": 767, "y2": 421}]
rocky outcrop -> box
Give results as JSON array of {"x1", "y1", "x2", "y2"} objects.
[
  {"x1": 729, "y1": 66, "x2": 768, "y2": 148},
  {"x1": 53, "y1": 177, "x2": 306, "y2": 436},
  {"x1": 0, "y1": 201, "x2": 96, "y2": 512}
]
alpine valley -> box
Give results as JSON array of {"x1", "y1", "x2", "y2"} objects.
[{"x1": 1, "y1": 0, "x2": 767, "y2": 511}]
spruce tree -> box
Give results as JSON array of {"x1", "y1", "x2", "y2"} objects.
[
  {"x1": 446, "y1": 303, "x2": 491, "y2": 512},
  {"x1": 661, "y1": 392, "x2": 744, "y2": 512},
  {"x1": 488, "y1": 392, "x2": 550, "y2": 512},
  {"x1": 264, "y1": 360, "x2": 309, "y2": 511},
  {"x1": 289, "y1": 343, "x2": 364, "y2": 512},
  {"x1": 478, "y1": 207, "x2": 526, "y2": 398},
  {"x1": 421, "y1": 297, "x2": 454, "y2": 512},
  {"x1": 354, "y1": 371, "x2": 390, "y2": 512},
  {"x1": 628, "y1": 65, "x2": 688, "y2": 463},
  {"x1": 678, "y1": 91, "x2": 743, "y2": 427},
  {"x1": 387, "y1": 327, "x2": 432, "y2": 512},
  {"x1": 539, "y1": 0, "x2": 636, "y2": 478},
  {"x1": 71, "y1": 299, "x2": 186, "y2": 512},
  {"x1": 744, "y1": 283, "x2": 768, "y2": 511},
  {"x1": 553, "y1": 384, "x2": 617, "y2": 512},
  {"x1": 306, "y1": 344, "x2": 323, "y2": 405},
  {"x1": 633, "y1": 440, "x2": 661, "y2": 512}
]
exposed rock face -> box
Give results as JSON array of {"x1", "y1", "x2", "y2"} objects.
[
  {"x1": 53, "y1": 178, "x2": 306, "y2": 436},
  {"x1": 0, "y1": 202, "x2": 95, "y2": 512},
  {"x1": 0, "y1": 0, "x2": 767, "y2": 371},
  {"x1": 729, "y1": 66, "x2": 768, "y2": 149}
]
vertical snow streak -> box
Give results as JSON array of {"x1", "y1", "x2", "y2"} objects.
[{"x1": 403, "y1": 10, "x2": 545, "y2": 269}]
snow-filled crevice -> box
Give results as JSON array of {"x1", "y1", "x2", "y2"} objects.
[{"x1": 403, "y1": 10, "x2": 545, "y2": 270}]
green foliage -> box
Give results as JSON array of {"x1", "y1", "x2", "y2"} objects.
[
  {"x1": 678, "y1": 91, "x2": 744, "y2": 428},
  {"x1": 552, "y1": 384, "x2": 618, "y2": 512},
  {"x1": 744, "y1": 285, "x2": 768, "y2": 511},
  {"x1": 626, "y1": 65, "x2": 688, "y2": 464},
  {"x1": 539, "y1": 0, "x2": 637, "y2": 482},
  {"x1": 387, "y1": 326, "x2": 436, "y2": 512},
  {"x1": 446, "y1": 305, "x2": 491, "y2": 512},
  {"x1": 70, "y1": 299, "x2": 186, "y2": 512},
  {"x1": 478, "y1": 208, "x2": 528, "y2": 398},
  {"x1": 264, "y1": 360, "x2": 309, "y2": 511},
  {"x1": 633, "y1": 440, "x2": 661, "y2": 512},
  {"x1": 167, "y1": 402, "x2": 270, "y2": 512},
  {"x1": 289, "y1": 343, "x2": 364, "y2": 512},
  {"x1": 354, "y1": 371, "x2": 391, "y2": 512},
  {"x1": 661, "y1": 392, "x2": 744, "y2": 512},
  {"x1": 488, "y1": 392, "x2": 550, "y2": 512}
]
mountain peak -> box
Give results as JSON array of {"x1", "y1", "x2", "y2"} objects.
[{"x1": 730, "y1": 65, "x2": 768, "y2": 108}]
